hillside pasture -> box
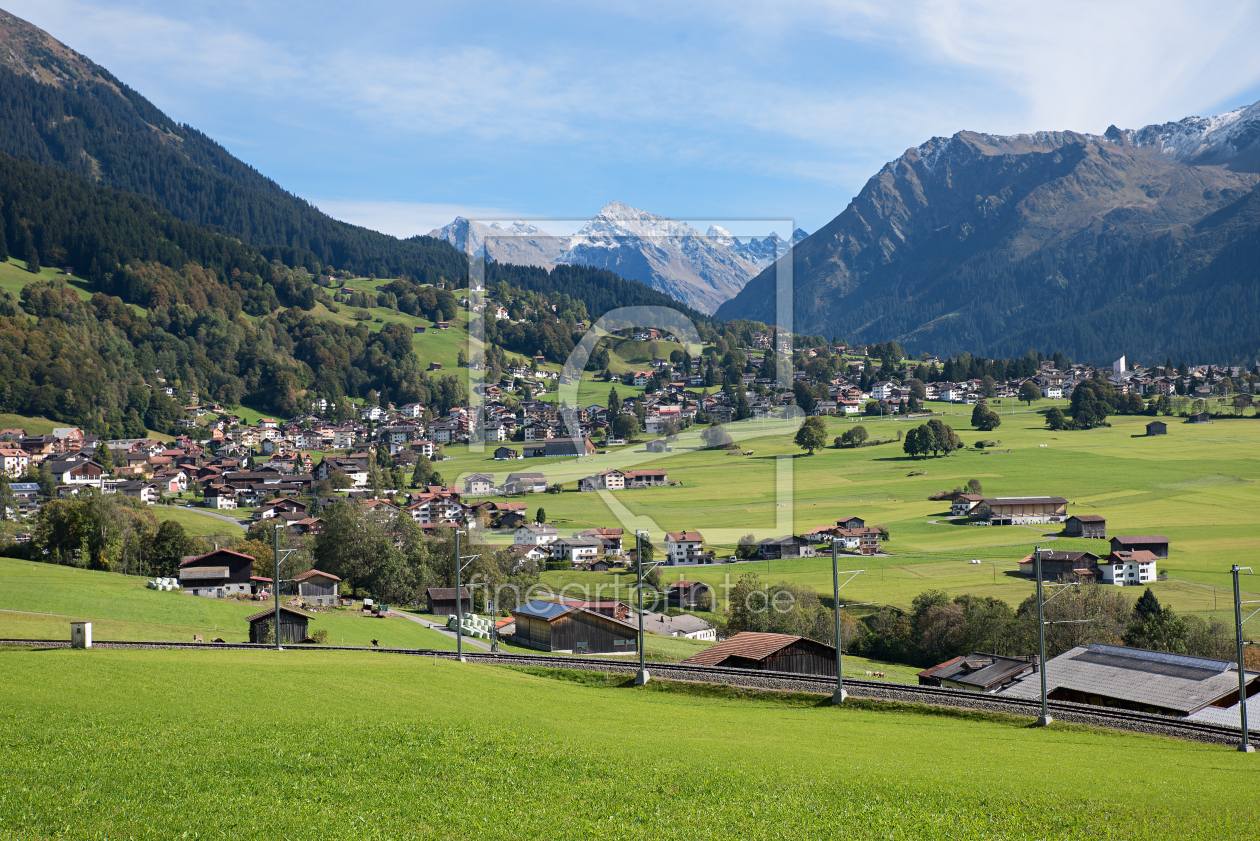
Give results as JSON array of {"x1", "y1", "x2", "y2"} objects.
[{"x1": 0, "y1": 646, "x2": 1255, "y2": 840}]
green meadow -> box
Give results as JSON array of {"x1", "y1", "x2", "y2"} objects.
[
  {"x1": 0, "y1": 646, "x2": 1255, "y2": 840},
  {"x1": 443, "y1": 410, "x2": 1260, "y2": 627},
  {"x1": 0, "y1": 558, "x2": 456, "y2": 649}
]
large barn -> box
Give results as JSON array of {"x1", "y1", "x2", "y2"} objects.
[
  {"x1": 178, "y1": 549, "x2": 259, "y2": 598},
  {"x1": 510, "y1": 600, "x2": 638, "y2": 654},
  {"x1": 682, "y1": 632, "x2": 838, "y2": 676}
]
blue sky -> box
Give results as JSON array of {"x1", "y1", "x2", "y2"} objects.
[{"x1": 10, "y1": 0, "x2": 1260, "y2": 236}]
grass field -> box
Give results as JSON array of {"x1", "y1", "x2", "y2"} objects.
[
  {"x1": 0, "y1": 559, "x2": 456, "y2": 649},
  {"x1": 151, "y1": 503, "x2": 247, "y2": 535},
  {"x1": 442, "y1": 410, "x2": 1260, "y2": 627},
  {"x1": 0, "y1": 646, "x2": 1255, "y2": 840}
]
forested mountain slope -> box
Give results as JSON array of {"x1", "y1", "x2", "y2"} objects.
[
  {"x1": 0, "y1": 9, "x2": 467, "y2": 281},
  {"x1": 718, "y1": 107, "x2": 1260, "y2": 364}
]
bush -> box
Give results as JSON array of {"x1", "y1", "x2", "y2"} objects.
[{"x1": 310, "y1": 629, "x2": 330, "y2": 644}]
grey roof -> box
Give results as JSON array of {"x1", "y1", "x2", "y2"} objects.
[
  {"x1": 923, "y1": 654, "x2": 1037, "y2": 690},
  {"x1": 638, "y1": 610, "x2": 713, "y2": 636},
  {"x1": 1000, "y1": 644, "x2": 1257, "y2": 715},
  {"x1": 1187, "y1": 694, "x2": 1260, "y2": 732},
  {"x1": 513, "y1": 600, "x2": 574, "y2": 620}
]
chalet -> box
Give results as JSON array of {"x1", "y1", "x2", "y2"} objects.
[
  {"x1": 975, "y1": 496, "x2": 1068, "y2": 525},
  {"x1": 247, "y1": 605, "x2": 312, "y2": 644},
  {"x1": 623, "y1": 469, "x2": 668, "y2": 487},
  {"x1": 579, "y1": 527, "x2": 624, "y2": 554},
  {"x1": 493, "y1": 446, "x2": 520, "y2": 460},
  {"x1": 1145, "y1": 420, "x2": 1168, "y2": 436},
  {"x1": 113, "y1": 481, "x2": 158, "y2": 505},
  {"x1": 666, "y1": 530, "x2": 704, "y2": 564},
  {"x1": 427, "y1": 587, "x2": 472, "y2": 617},
  {"x1": 918, "y1": 653, "x2": 1037, "y2": 692},
  {"x1": 203, "y1": 485, "x2": 237, "y2": 509},
  {"x1": 44, "y1": 459, "x2": 104, "y2": 486},
  {"x1": 757, "y1": 535, "x2": 817, "y2": 559},
  {"x1": 1110, "y1": 535, "x2": 1169, "y2": 559},
  {"x1": 682, "y1": 632, "x2": 838, "y2": 676},
  {"x1": 510, "y1": 600, "x2": 639, "y2": 654},
  {"x1": 550, "y1": 536, "x2": 605, "y2": 565},
  {"x1": 179, "y1": 549, "x2": 258, "y2": 598},
  {"x1": 289, "y1": 570, "x2": 341, "y2": 606},
  {"x1": 1018, "y1": 549, "x2": 1101, "y2": 581},
  {"x1": 579, "y1": 469, "x2": 624, "y2": 492},
  {"x1": 667, "y1": 580, "x2": 712, "y2": 609},
  {"x1": 950, "y1": 494, "x2": 985, "y2": 517},
  {"x1": 0, "y1": 448, "x2": 29, "y2": 478},
  {"x1": 514, "y1": 524, "x2": 559, "y2": 546},
  {"x1": 463, "y1": 473, "x2": 496, "y2": 495},
  {"x1": 1064, "y1": 515, "x2": 1106, "y2": 539},
  {"x1": 1099, "y1": 551, "x2": 1158, "y2": 586},
  {"x1": 504, "y1": 472, "x2": 547, "y2": 494}
]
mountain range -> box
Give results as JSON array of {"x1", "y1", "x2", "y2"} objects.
[
  {"x1": 718, "y1": 101, "x2": 1260, "y2": 362},
  {"x1": 428, "y1": 203, "x2": 808, "y2": 313}
]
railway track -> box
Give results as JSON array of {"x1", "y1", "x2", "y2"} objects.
[{"x1": 2, "y1": 638, "x2": 1249, "y2": 746}]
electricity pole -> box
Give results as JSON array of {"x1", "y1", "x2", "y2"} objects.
[
  {"x1": 1232, "y1": 565, "x2": 1256, "y2": 752},
  {"x1": 635, "y1": 529, "x2": 656, "y2": 686},
  {"x1": 1035, "y1": 545, "x2": 1052, "y2": 726},
  {"x1": 273, "y1": 524, "x2": 282, "y2": 651},
  {"x1": 828, "y1": 540, "x2": 868, "y2": 705},
  {"x1": 455, "y1": 529, "x2": 464, "y2": 661}
]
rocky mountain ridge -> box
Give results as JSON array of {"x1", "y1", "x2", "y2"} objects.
[
  {"x1": 716, "y1": 98, "x2": 1260, "y2": 362},
  {"x1": 429, "y1": 201, "x2": 808, "y2": 313}
]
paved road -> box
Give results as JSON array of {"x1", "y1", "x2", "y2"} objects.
[
  {"x1": 156, "y1": 505, "x2": 246, "y2": 530},
  {"x1": 393, "y1": 610, "x2": 491, "y2": 651}
]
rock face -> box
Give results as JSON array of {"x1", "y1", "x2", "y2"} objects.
[
  {"x1": 555, "y1": 201, "x2": 760, "y2": 314},
  {"x1": 717, "y1": 103, "x2": 1260, "y2": 362},
  {"x1": 430, "y1": 202, "x2": 803, "y2": 314}
]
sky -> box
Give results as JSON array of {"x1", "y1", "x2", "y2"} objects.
[{"x1": 8, "y1": 0, "x2": 1260, "y2": 237}]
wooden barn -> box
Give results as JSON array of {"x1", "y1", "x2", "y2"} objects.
[
  {"x1": 289, "y1": 569, "x2": 341, "y2": 607},
  {"x1": 427, "y1": 587, "x2": 472, "y2": 617},
  {"x1": 1110, "y1": 535, "x2": 1169, "y2": 559},
  {"x1": 682, "y1": 632, "x2": 838, "y2": 676},
  {"x1": 1145, "y1": 420, "x2": 1167, "y2": 436},
  {"x1": 510, "y1": 600, "x2": 638, "y2": 654},
  {"x1": 667, "y1": 580, "x2": 712, "y2": 609},
  {"x1": 246, "y1": 605, "x2": 312, "y2": 644},
  {"x1": 1063, "y1": 515, "x2": 1106, "y2": 539}
]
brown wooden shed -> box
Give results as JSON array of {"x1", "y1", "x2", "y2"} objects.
[
  {"x1": 510, "y1": 600, "x2": 638, "y2": 654},
  {"x1": 246, "y1": 605, "x2": 312, "y2": 644},
  {"x1": 682, "y1": 632, "x2": 838, "y2": 676},
  {"x1": 427, "y1": 587, "x2": 472, "y2": 617}
]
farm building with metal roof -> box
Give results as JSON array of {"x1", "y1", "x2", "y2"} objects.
[{"x1": 999, "y1": 644, "x2": 1260, "y2": 717}]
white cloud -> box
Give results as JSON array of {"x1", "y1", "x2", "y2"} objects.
[{"x1": 8, "y1": 0, "x2": 1260, "y2": 225}]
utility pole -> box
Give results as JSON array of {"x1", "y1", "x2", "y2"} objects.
[
  {"x1": 454, "y1": 530, "x2": 481, "y2": 663},
  {"x1": 635, "y1": 529, "x2": 656, "y2": 686},
  {"x1": 273, "y1": 524, "x2": 282, "y2": 651},
  {"x1": 455, "y1": 529, "x2": 464, "y2": 662},
  {"x1": 1035, "y1": 545, "x2": 1052, "y2": 726},
  {"x1": 828, "y1": 540, "x2": 868, "y2": 705},
  {"x1": 1232, "y1": 565, "x2": 1255, "y2": 752}
]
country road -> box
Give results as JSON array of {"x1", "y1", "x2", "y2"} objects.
[{"x1": 394, "y1": 610, "x2": 491, "y2": 651}]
